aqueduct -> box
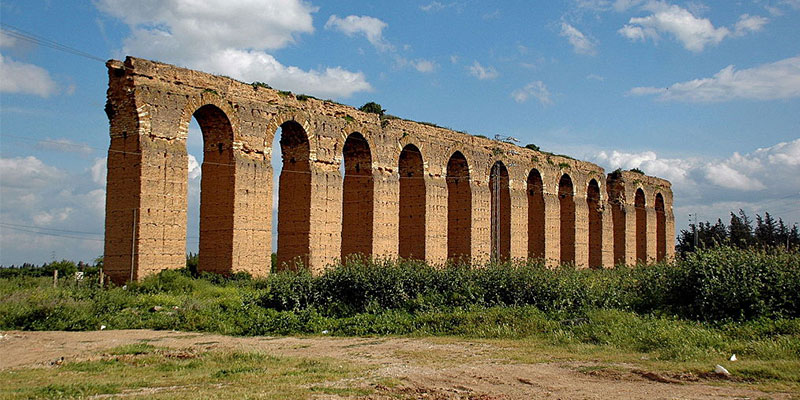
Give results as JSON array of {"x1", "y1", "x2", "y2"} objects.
[{"x1": 103, "y1": 57, "x2": 675, "y2": 284}]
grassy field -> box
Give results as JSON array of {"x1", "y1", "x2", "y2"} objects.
[{"x1": 1, "y1": 246, "x2": 798, "y2": 397}]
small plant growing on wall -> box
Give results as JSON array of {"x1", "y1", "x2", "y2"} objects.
[
  {"x1": 251, "y1": 81, "x2": 271, "y2": 90},
  {"x1": 525, "y1": 143, "x2": 540, "y2": 151},
  {"x1": 630, "y1": 168, "x2": 645, "y2": 175}
]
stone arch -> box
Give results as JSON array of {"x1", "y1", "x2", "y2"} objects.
[
  {"x1": 655, "y1": 192, "x2": 666, "y2": 262},
  {"x1": 275, "y1": 120, "x2": 312, "y2": 269},
  {"x1": 587, "y1": 179, "x2": 602, "y2": 268},
  {"x1": 187, "y1": 104, "x2": 237, "y2": 273},
  {"x1": 398, "y1": 144, "x2": 426, "y2": 260},
  {"x1": 527, "y1": 169, "x2": 545, "y2": 259},
  {"x1": 341, "y1": 132, "x2": 374, "y2": 260},
  {"x1": 179, "y1": 92, "x2": 239, "y2": 142},
  {"x1": 265, "y1": 111, "x2": 316, "y2": 157},
  {"x1": 446, "y1": 151, "x2": 471, "y2": 261},
  {"x1": 559, "y1": 173, "x2": 576, "y2": 265},
  {"x1": 607, "y1": 177, "x2": 626, "y2": 265},
  {"x1": 490, "y1": 161, "x2": 511, "y2": 260},
  {"x1": 635, "y1": 188, "x2": 647, "y2": 263}
]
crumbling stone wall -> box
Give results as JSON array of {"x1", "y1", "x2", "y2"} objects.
[{"x1": 103, "y1": 57, "x2": 675, "y2": 283}]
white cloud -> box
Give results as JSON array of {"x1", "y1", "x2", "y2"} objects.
[
  {"x1": 325, "y1": 14, "x2": 392, "y2": 52},
  {"x1": 411, "y1": 59, "x2": 436, "y2": 73},
  {"x1": 96, "y1": 0, "x2": 371, "y2": 98},
  {"x1": 0, "y1": 54, "x2": 57, "y2": 97},
  {"x1": 618, "y1": 2, "x2": 767, "y2": 52},
  {"x1": 733, "y1": 14, "x2": 769, "y2": 36},
  {"x1": 629, "y1": 55, "x2": 800, "y2": 102},
  {"x1": 420, "y1": 2, "x2": 455, "y2": 12},
  {"x1": 560, "y1": 22, "x2": 598, "y2": 55},
  {"x1": 90, "y1": 158, "x2": 107, "y2": 186},
  {"x1": 188, "y1": 154, "x2": 201, "y2": 180},
  {"x1": 0, "y1": 156, "x2": 107, "y2": 265},
  {"x1": 587, "y1": 73, "x2": 605, "y2": 81},
  {"x1": 511, "y1": 81, "x2": 553, "y2": 105},
  {"x1": 468, "y1": 61, "x2": 498, "y2": 80},
  {"x1": 36, "y1": 138, "x2": 94, "y2": 156}
]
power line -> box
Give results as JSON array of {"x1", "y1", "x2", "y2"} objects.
[
  {"x1": 0, "y1": 225, "x2": 104, "y2": 242},
  {"x1": 0, "y1": 23, "x2": 106, "y2": 63},
  {"x1": 0, "y1": 222, "x2": 101, "y2": 236}
]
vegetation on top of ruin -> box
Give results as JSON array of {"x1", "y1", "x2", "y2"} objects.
[
  {"x1": 525, "y1": 143, "x2": 540, "y2": 151},
  {"x1": 630, "y1": 168, "x2": 645, "y2": 175},
  {"x1": 277, "y1": 90, "x2": 293, "y2": 98},
  {"x1": 358, "y1": 102, "x2": 385, "y2": 116},
  {"x1": 250, "y1": 81, "x2": 271, "y2": 91}
]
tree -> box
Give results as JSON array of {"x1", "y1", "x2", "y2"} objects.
[
  {"x1": 729, "y1": 209, "x2": 753, "y2": 248},
  {"x1": 359, "y1": 102, "x2": 385, "y2": 116}
]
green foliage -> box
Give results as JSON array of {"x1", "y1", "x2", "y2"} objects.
[
  {"x1": 474, "y1": 134, "x2": 487, "y2": 139},
  {"x1": 343, "y1": 115, "x2": 355, "y2": 123},
  {"x1": 558, "y1": 162, "x2": 570, "y2": 169},
  {"x1": 629, "y1": 167, "x2": 645, "y2": 174},
  {"x1": 677, "y1": 210, "x2": 800, "y2": 254},
  {"x1": 358, "y1": 102, "x2": 385, "y2": 116},
  {"x1": 277, "y1": 90, "x2": 293, "y2": 97},
  {"x1": 250, "y1": 81, "x2": 271, "y2": 90},
  {"x1": 202, "y1": 88, "x2": 219, "y2": 96},
  {"x1": 525, "y1": 143, "x2": 540, "y2": 151},
  {"x1": 296, "y1": 94, "x2": 316, "y2": 102}
]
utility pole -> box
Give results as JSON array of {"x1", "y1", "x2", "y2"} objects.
[{"x1": 689, "y1": 213, "x2": 699, "y2": 249}]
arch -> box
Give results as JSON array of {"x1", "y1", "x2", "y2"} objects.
[
  {"x1": 635, "y1": 188, "x2": 647, "y2": 263},
  {"x1": 341, "y1": 132, "x2": 374, "y2": 260},
  {"x1": 607, "y1": 178, "x2": 626, "y2": 265},
  {"x1": 527, "y1": 169, "x2": 545, "y2": 259},
  {"x1": 655, "y1": 193, "x2": 666, "y2": 262},
  {"x1": 193, "y1": 104, "x2": 236, "y2": 273},
  {"x1": 275, "y1": 120, "x2": 312, "y2": 269},
  {"x1": 490, "y1": 161, "x2": 511, "y2": 260},
  {"x1": 446, "y1": 151, "x2": 471, "y2": 260},
  {"x1": 558, "y1": 174, "x2": 575, "y2": 265},
  {"x1": 398, "y1": 144, "x2": 426, "y2": 260},
  {"x1": 587, "y1": 179, "x2": 602, "y2": 268}
]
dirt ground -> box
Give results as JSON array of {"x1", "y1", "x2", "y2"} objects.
[{"x1": 0, "y1": 329, "x2": 793, "y2": 399}]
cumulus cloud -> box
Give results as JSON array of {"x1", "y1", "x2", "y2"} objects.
[
  {"x1": 96, "y1": 0, "x2": 371, "y2": 98},
  {"x1": 511, "y1": 81, "x2": 553, "y2": 105},
  {"x1": 420, "y1": 2, "x2": 456, "y2": 12},
  {"x1": 395, "y1": 57, "x2": 437, "y2": 73},
  {"x1": 325, "y1": 14, "x2": 392, "y2": 52},
  {"x1": 468, "y1": 61, "x2": 498, "y2": 80},
  {"x1": 629, "y1": 55, "x2": 800, "y2": 102},
  {"x1": 591, "y1": 139, "x2": 800, "y2": 230},
  {"x1": 560, "y1": 22, "x2": 598, "y2": 55},
  {"x1": 0, "y1": 54, "x2": 58, "y2": 97},
  {"x1": 0, "y1": 156, "x2": 106, "y2": 265},
  {"x1": 36, "y1": 138, "x2": 94, "y2": 156},
  {"x1": 618, "y1": 2, "x2": 768, "y2": 52}
]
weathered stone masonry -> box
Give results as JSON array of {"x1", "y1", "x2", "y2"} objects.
[{"x1": 103, "y1": 57, "x2": 675, "y2": 284}]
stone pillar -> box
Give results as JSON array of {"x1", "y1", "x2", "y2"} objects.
[
  {"x1": 601, "y1": 199, "x2": 615, "y2": 268},
  {"x1": 308, "y1": 162, "x2": 342, "y2": 274},
  {"x1": 623, "y1": 204, "x2": 637, "y2": 265},
  {"x1": 509, "y1": 175, "x2": 528, "y2": 260},
  {"x1": 574, "y1": 189, "x2": 589, "y2": 268},
  {"x1": 472, "y1": 178, "x2": 491, "y2": 265},
  {"x1": 372, "y1": 167, "x2": 399, "y2": 259},
  {"x1": 426, "y1": 175, "x2": 448, "y2": 265},
  {"x1": 646, "y1": 206, "x2": 658, "y2": 263},
  {"x1": 543, "y1": 190, "x2": 561, "y2": 267},
  {"x1": 230, "y1": 154, "x2": 271, "y2": 276}
]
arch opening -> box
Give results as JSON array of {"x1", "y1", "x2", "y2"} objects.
[
  {"x1": 527, "y1": 169, "x2": 545, "y2": 259},
  {"x1": 587, "y1": 179, "x2": 603, "y2": 268},
  {"x1": 559, "y1": 174, "x2": 575, "y2": 265},
  {"x1": 274, "y1": 120, "x2": 312, "y2": 270},
  {"x1": 655, "y1": 193, "x2": 666, "y2": 262},
  {"x1": 490, "y1": 161, "x2": 511, "y2": 260},
  {"x1": 446, "y1": 152, "x2": 471, "y2": 261},
  {"x1": 607, "y1": 178, "x2": 626, "y2": 265},
  {"x1": 190, "y1": 105, "x2": 236, "y2": 273},
  {"x1": 635, "y1": 188, "x2": 647, "y2": 263},
  {"x1": 341, "y1": 132, "x2": 374, "y2": 260},
  {"x1": 398, "y1": 144, "x2": 426, "y2": 260}
]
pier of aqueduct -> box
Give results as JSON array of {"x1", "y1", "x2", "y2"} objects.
[{"x1": 103, "y1": 57, "x2": 674, "y2": 284}]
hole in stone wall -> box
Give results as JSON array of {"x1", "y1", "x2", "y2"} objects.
[
  {"x1": 655, "y1": 193, "x2": 666, "y2": 261},
  {"x1": 399, "y1": 144, "x2": 426, "y2": 260},
  {"x1": 490, "y1": 161, "x2": 511, "y2": 260},
  {"x1": 272, "y1": 121, "x2": 311, "y2": 270},
  {"x1": 527, "y1": 169, "x2": 545, "y2": 259},
  {"x1": 341, "y1": 132, "x2": 374, "y2": 261},
  {"x1": 559, "y1": 174, "x2": 575, "y2": 265},
  {"x1": 587, "y1": 179, "x2": 602, "y2": 268},
  {"x1": 447, "y1": 151, "x2": 471, "y2": 261},
  {"x1": 635, "y1": 188, "x2": 647, "y2": 263}
]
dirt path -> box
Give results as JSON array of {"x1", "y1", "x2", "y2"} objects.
[{"x1": 0, "y1": 330, "x2": 791, "y2": 399}]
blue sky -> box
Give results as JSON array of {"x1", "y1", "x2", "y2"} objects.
[{"x1": 1, "y1": 0, "x2": 798, "y2": 265}]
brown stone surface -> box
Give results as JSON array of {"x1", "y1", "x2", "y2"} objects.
[{"x1": 104, "y1": 57, "x2": 675, "y2": 283}]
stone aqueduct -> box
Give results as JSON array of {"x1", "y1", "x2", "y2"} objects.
[{"x1": 103, "y1": 57, "x2": 675, "y2": 284}]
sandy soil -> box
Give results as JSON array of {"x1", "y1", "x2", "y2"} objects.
[{"x1": 0, "y1": 330, "x2": 792, "y2": 399}]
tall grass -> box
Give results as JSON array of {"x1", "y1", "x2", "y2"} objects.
[{"x1": 1, "y1": 247, "x2": 798, "y2": 351}]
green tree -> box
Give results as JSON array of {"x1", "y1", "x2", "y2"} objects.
[{"x1": 358, "y1": 102, "x2": 385, "y2": 116}]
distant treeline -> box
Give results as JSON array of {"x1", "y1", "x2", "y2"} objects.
[{"x1": 678, "y1": 210, "x2": 799, "y2": 255}]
